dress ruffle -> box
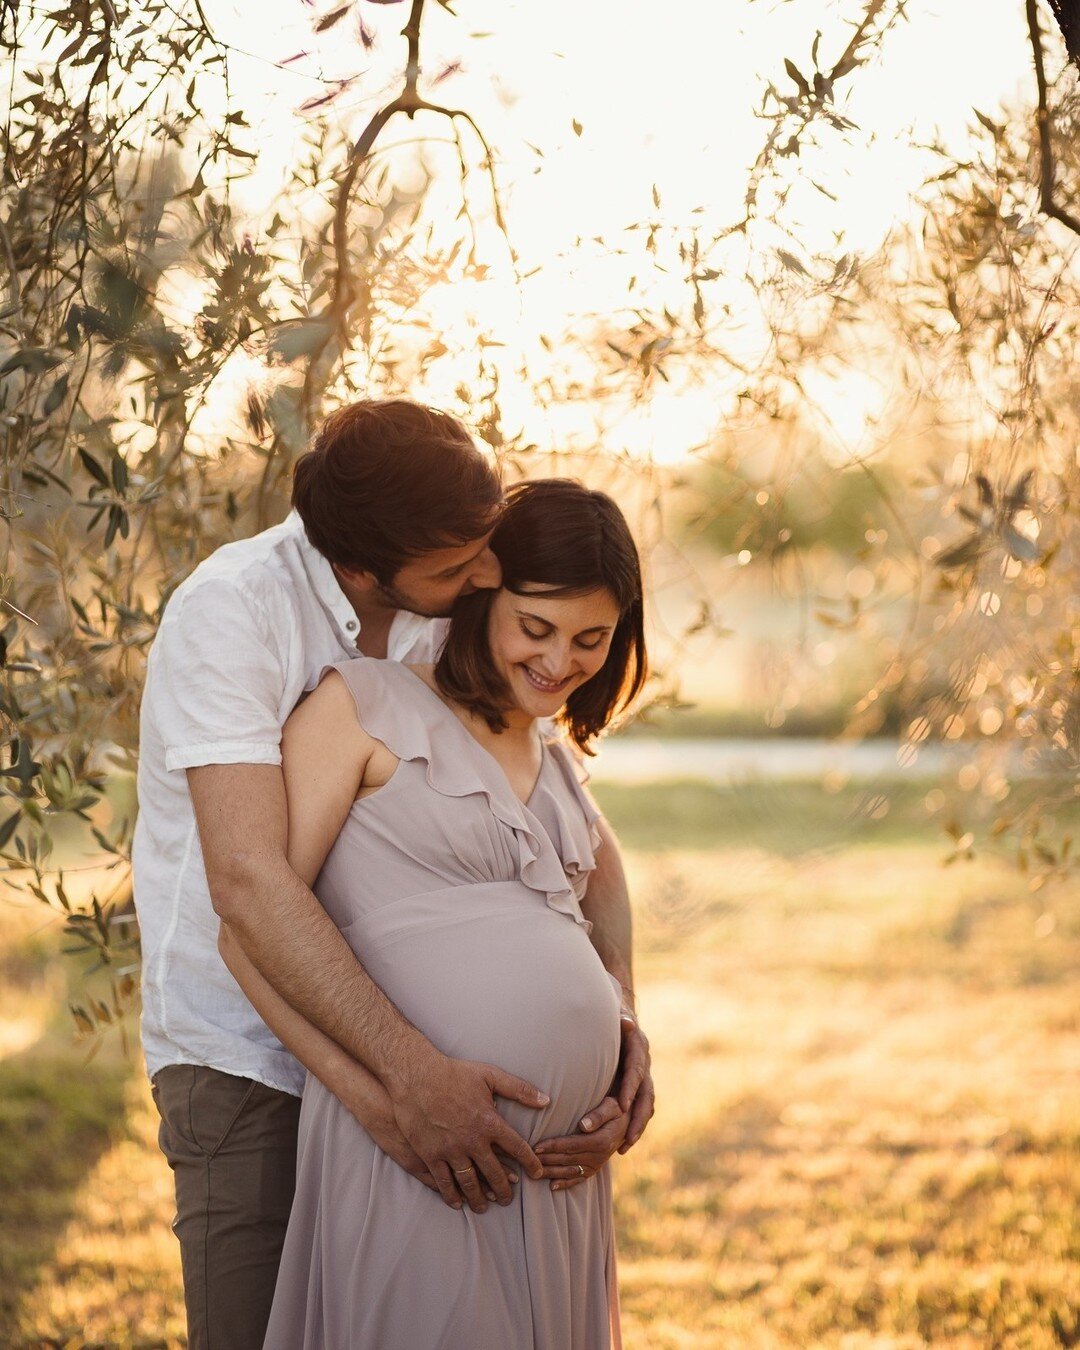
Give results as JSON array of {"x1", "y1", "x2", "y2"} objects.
[
  {"x1": 322, "y1": 661, "x2": 597, "y2": 931},
  {"x1": 535, "y1": 740, "x2": 604, "y2": 900}
]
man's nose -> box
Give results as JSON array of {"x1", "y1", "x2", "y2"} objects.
[{"x1": 469, "y1": 547, "x2": 502, "y2": 591}]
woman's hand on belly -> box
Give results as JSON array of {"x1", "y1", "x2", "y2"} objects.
[{"x1": 533, "y1": 1095, "x2": 630, "y2": 1191}]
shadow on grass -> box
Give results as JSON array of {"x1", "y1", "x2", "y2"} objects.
[{"x1": 0, "y1": 1033, "x2": 134, "y2": 1344}]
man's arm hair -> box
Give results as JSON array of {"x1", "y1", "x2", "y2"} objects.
[
  {"x1": 191, "y1": 758, "x2": 440, "y2": 1086},
  {"x1": 187, "y1": 674, "x2": 432, "y2": 1090}
]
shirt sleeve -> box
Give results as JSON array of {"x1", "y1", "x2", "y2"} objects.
[{"x1": 152, "y1": 576, "x2": 290, "y2": 772}]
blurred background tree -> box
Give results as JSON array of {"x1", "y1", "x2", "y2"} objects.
[
  {"x1": 675, "y1": 0, "x2": 1079, "y2": 886},
  {"x1": 1, "y1": 0, "x2": 1077, "y2": 1042}
]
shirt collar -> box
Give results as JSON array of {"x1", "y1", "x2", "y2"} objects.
[
  {"x1": 287, "y1": 510, "x2": 443, "y2": 657},
  {"x1": 287, "y1": 510, "x2": 363, "y2": 643},
  {"x1": 388, "y1": 608, "x2": 445, "y2": 659}
]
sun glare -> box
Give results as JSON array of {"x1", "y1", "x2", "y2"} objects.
[
  {"x1": 185, "y1": 0, "x2": 1031, "y2": 462},
  {"x1": 797, "y1": 365, "x2": 895, "y2": 465}
]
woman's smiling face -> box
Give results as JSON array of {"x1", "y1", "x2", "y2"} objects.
[{"x1": 487, "y1": 585, "x2": 622, "y2": 720}]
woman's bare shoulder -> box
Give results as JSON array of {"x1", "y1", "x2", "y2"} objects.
[
  {"x1": 285, "y1": 668, "x2": 370, "y2": 747},
  {"x1": 293, "y1": 667, "x2": 352, "y2": 713}
]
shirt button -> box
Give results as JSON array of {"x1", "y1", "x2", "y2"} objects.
[{"x1": 346, "y1": 620, "x2": 357, "y2": 632}]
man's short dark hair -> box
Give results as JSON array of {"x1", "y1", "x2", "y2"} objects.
[{"x1": 291, "y1": 400, "x2": 503, "y2": 583}]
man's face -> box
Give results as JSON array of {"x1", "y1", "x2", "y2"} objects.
[{"x1": 376, "y1": 532, "x2": 502, "y2": 618}]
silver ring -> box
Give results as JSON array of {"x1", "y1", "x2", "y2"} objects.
[{"x1": 576, "y1": 1164, "x2": 585, "y2": 1177}]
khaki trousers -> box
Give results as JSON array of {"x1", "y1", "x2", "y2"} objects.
[{"x1": 151, "y1": 1064, "x2": 302, "y2": 1350}]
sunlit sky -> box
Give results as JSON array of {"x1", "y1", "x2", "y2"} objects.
[
  {"x1": 213, "y1": 0, "x2": 1028, "y2": 249},
  {"x1": 199, "y1": 0, "x2": 1032, "y2": 461}
]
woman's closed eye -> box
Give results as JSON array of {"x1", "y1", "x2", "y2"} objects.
[{"x1": 519, "y1": 620, "x2": 607, "y2": 650}]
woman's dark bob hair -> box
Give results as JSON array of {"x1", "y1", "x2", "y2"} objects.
[{"x1": 436, "y1": 479, "x2": 647, "y2": 752}]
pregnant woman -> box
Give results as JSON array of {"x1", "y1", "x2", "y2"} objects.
[{"x1": 224, "y1": 478, "x2": 646, "y2": 1349}]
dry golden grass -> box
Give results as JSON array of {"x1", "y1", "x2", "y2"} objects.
[
  {"x1": 615, "y1": 845, "x2": 1080, "y2": 1349},
  {"x1": 1, "y1": 786, "x2": 1077, "y2": 1348}
]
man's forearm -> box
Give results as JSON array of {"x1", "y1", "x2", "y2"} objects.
[
  {"x1": 582, "y1": 815, "x2": 635, "y2": 1004},
  {"x1": 189, "y1": 759, "x2": 546, "y2": 1207},
  {"x1": 218, "y1": 919, "x2": 442, "y2": 1194},
  {"x1": 217, "y1": 918, "x2": 390, "y2": 1119},
  {"x1": 214, "y1": 860, "x2": 434, "y2": 1094}
]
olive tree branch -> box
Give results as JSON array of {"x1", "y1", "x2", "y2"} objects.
[
  {"x1": 302, "y1": 0, "x2": 511, "y2": 421},
  {"x1": 737, "y1": 0, "x2": 897, "y2": 235},
  {"x1": 1026, "y1": 0, "x2": 1080, "y2": 239}
]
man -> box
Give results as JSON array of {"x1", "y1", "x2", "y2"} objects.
[{"x1": 133, "y1": 399, "x2": 654, "y2": 1349}]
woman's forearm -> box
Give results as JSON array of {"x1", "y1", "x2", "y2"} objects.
[
  {"x1": 217, "y1": 919, "x2": 391, "y2": 1124},
  {"x1": 581, "y1": 814, "x2": 635, "y2": 1005}
]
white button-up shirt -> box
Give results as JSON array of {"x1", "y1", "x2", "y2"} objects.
[{"x1": 132, "y1": 512, "x2": 447, "y2": 1095}]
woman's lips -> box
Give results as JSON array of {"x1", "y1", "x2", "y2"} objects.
[{"x1": 520, "y1": 664, "x2": 573, "y2": 695}]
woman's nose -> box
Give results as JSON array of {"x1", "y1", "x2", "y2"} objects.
[{"x1": 537, "y1": 639, "x2": 573, "y2": 679}]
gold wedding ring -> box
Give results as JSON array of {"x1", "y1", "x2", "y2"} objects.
[{"x1": 453, "y1": 1166, "x2": 474, "y2": 1175}]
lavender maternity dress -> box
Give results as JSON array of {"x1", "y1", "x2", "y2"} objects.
[{"x1": 262, "y1": 659, "x2": 623, "y2": 1350}]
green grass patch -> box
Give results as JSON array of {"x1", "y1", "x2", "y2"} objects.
[
  {"x1": 618, "y1": 703, "x2": 904, "y2": 739},
  {"x1": 593, "y1": 776, "x2": 1080, "y2": 857},
  {"x1": 594, "y1": 777, "x2": 937, "y2": 853}
]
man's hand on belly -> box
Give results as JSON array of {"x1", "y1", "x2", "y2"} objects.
[
  {"x1": 386, "y1": 1050, "x2": 548, "y2": 1214},
  {"x1": 534, "y1": 1096, "x2": 630, "y2": 1190}
]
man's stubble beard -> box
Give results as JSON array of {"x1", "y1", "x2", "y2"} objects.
[{"x1": 374, "y1": 579, "x2": 456, "y2": 620}]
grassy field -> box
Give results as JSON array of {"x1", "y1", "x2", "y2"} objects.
[{"x1": 0, "y1": 779, "x2": 1077, "y2": 1348}]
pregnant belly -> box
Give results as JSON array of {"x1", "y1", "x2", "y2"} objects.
[{"x1": 340, "y1": 882, "x2": 622, "y2": 1141}]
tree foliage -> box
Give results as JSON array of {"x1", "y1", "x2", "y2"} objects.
[
  {"x1": 702, "y1": 1, "x2": 1080, "y2": 886},
  {"x1": 1, "y1": 0, "x2": 1078, "y2": 1042},
  {"x1": 0, "y1": 0, "x2": 528, "y2": 1036}
]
